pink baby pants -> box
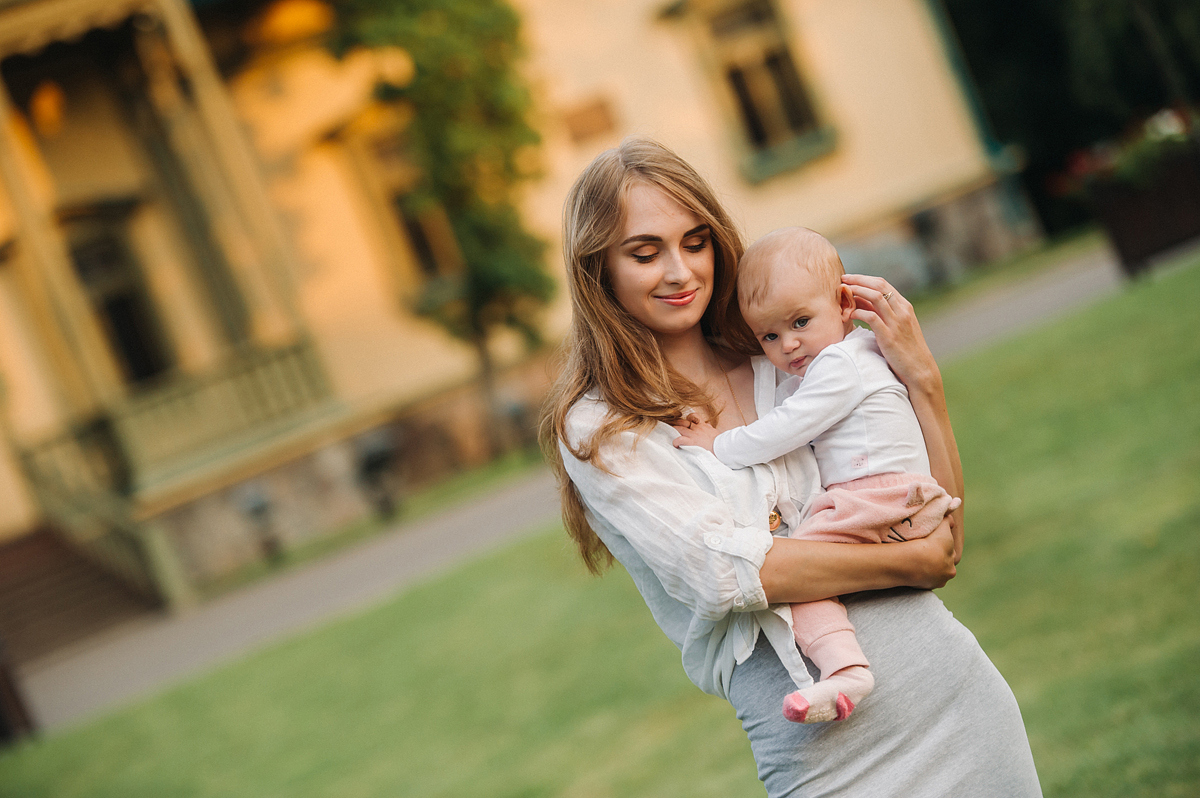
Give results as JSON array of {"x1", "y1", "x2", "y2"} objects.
[{"x1": 789, "y1": 472, "x2": 960, "y2": 678}]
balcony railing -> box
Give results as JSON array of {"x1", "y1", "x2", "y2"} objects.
[
  {"x1": 114, "y1": 339, "x2": 333, "y2": 489},
  {"x1": 17, "y1": 339, "x2": 335, "y2": 607}
]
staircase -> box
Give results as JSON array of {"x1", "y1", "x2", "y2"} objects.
[{"x1": 0, "y1": 529, "x2": 155, "y2": 666}]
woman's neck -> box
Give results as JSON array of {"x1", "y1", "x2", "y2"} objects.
[
  {"x1": 658, "y1": 326, "x2": 722, "y2": 389},
  {"x1": 657, "y1": 324, "x2": 755, "y2": 430}
]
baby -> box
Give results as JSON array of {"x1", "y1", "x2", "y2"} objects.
[{"x1": 673, "y1": 227, "x2": 960, "y2": 724}]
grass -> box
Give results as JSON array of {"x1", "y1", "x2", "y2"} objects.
[
  {"x1": 1, "y1": 256, "x2": 1198, "y2": 796},
  {"x1": 2, "y1": 528, "x2": 755, "y2": 797},
  {"x1": 937, "y1": 253, "x2": 1200, "y2": 796}
]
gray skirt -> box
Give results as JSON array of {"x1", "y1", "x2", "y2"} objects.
[{"x1": 729, "y1": 588, "x2": 1042, "y2": 797}]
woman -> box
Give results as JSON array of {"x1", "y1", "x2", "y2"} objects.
[{"x1": 541, "y1": 138, "x2": 1041, "y2": 797}]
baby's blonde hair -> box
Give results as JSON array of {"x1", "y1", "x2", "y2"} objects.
[{"x1": 738, "y1": 227, "x2": 845, "y2": 313}]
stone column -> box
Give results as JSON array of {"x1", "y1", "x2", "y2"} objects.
[
  {"x1": 0, "y1": 87, "x2": 122, "y2": 415},
  {"x1": 150, "y1": 0, "x2": 305, "y2": 346}
]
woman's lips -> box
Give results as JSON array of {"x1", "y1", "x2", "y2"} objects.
[{"x1": 656, "y1": 289, "x2": 697, "y2": 306}]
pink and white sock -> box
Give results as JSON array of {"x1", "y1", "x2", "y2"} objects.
[{"x1": 782, "y1": 666, "x2": 874, "y2": 724}]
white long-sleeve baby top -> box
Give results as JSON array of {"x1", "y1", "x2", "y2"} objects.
[{"x1": 712, "y1": 327, "x2": 931, "y2": 485}]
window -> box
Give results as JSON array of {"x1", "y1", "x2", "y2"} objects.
[
  {"x1": 396, "y1": 202, "x2": 440, "y2": 277},
  {"x1": 677, "y1": 0, "x2": 835, "y2": 182}
]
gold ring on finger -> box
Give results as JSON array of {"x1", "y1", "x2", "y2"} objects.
[{"x1": 882, "y1": 291, "x2": 894, "y2": 302}]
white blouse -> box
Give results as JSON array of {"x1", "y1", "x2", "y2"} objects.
[{"x1": 560, "y1": 356, "x2": 825, "y2": 700}]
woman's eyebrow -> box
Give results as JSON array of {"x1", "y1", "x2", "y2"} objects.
[
  {"x1": 619, "y1": 224, "x2": 710, "y2": 247},
  {"x1": 619, "y1": 234, "x2": 662, "y2": 246}
]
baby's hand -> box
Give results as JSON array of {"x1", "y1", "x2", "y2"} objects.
[{"x1": 670, "y1": 413, "x2": 719, "y2": 452}]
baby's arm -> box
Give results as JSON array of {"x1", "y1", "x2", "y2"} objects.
[
  {"x1": 670, "y1": 414, "x2": 719, "y2": 452},
  {"x1": 711, "y1": 350, "x2": 864, "y2": 468}
]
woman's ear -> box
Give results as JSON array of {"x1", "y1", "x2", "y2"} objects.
[{"x1": 838, "y1": 285, "x2": 856, "y2": 321}]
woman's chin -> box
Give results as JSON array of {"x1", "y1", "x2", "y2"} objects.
[{"x1": 649, "y1": 318, "x2": 705, "y2": 339}]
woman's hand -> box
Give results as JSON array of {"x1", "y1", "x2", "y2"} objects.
[
  {"x1": 902, "y1": 516, "x2": 958, "y2": 588},
  {"x1": 841, "y1": 274, "x2": 939, "y2": 393}
]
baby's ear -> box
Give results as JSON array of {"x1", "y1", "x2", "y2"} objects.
[{"x1": 837, "y1": 285, "x2": 856, "y2": 320}]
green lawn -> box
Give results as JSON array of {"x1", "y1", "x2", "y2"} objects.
[
  {"x1": 938, "y1": 255, "x2": 1200, "y2": 796},
  {"x1": 1, "y1": 258, "x2": 1197, "y2": 796}
]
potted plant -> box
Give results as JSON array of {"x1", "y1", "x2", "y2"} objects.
[{"x1": 1065, "y1": 109, "x2": 1200, "y2": 277}]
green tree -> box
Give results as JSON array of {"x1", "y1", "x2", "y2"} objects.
[
  {"x1": 1065, "y1": 0, "x2": 1200, "y2": 116},
  {"x1": 332, "y1": 0, "x2": 554, "y2": 453}
]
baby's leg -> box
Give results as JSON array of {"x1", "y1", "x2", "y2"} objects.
[
  {"x1": 783, "y1": 599, "x2": 874, "y2": 723},
  {"x1": 779, "y1": 474, "x2": 958, "y2": 722}
]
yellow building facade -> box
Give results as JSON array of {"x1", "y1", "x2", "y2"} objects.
[
  {"x1": 518, "y1": 0, "x2": 1039, "y2": 295},
  {"x1": 0, "y1": 0, "x2": 1038, "y2": 647}
]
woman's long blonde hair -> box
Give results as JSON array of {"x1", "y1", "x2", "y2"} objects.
[{"x1": 539, "y1": 138, "x2": 758, "y2": 574}]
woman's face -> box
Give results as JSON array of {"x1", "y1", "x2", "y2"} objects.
[{"x1": 605, "y1": 182, "x2": 714, "y2": 341}]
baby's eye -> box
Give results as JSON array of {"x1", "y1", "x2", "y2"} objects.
[
  {"x1": 762, "y1": 333, "x2": 778, "y2": 342},
  {"x1": 792, "y1": 317, "x2": 809, "y2": 329}
]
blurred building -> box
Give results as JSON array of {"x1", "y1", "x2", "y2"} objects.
[
  {"x1": 0, "y1": 0, "x2": 548, "y2": 662},
  {"x1": 517, "y1": 0, "x2": 1041, "y2": 293},
  {"x1": 0, "y1": 0, "x2": 1042, "y2": 663}
]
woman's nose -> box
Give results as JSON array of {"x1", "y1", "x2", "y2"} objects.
[{"x1": 662, "y1": 249, "x2": 690, "y2": 283}]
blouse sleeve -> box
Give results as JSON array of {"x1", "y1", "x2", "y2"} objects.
[{"x1": 561, "y1": 399, "x2": 774, "y2": 621}]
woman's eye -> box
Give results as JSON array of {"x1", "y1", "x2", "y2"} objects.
[
  {"x1": 762, "y1": 333, "x2": 778, "y2": 342},
  {"x1": 632, "y1": 251, "x2": 657, "y2": 264},
  {"x1": 793, "y1": 317, "x2": 809, "y2": 329},
  {"x1": 684, "y1": 238, "x2": 709, "y2": 253}
]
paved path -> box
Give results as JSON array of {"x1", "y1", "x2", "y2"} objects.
[
  {"x1": 920, "y1": 245, "x2": 1125, "y2": 360},
  {"x1": 17, "y1": 242, "x2": 1132, "y2": 732}
]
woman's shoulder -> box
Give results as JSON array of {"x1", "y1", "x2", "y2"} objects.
[
  {"x1": 563, "y1": 391, "x2": 681, "y2": 459},
  {"x1": 562, "y1": 390, "x2": 616, "y2": 449},
  {"x1": 565, "y1": 389, "x2": 606, "y2": 424}
]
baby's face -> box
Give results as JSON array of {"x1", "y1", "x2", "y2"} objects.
[{"x1": 742, "y1": 265, "x2": 852, "y2": 378}]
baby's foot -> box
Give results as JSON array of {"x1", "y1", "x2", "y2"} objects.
[{"x1": 782, "y1": 666, "x2": 874, "y2": 723}]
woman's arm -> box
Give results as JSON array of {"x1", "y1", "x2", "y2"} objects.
[
  {"x1": 906, "y1": 375, "x2": 965, "y2": 562},
  {"x1": 562, "y1": 399, "x2": 776, "y2": 620},
  {"x1": 760, "y1": 519, "x2": 957, "y2": 604},
  {"x1": 841, "y1": 274, "x2": 965, "y2": 561}
]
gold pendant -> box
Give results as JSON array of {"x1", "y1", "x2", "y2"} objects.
[{"x1": 768, "y1": 508, "x2": 782, "y2": 531}]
